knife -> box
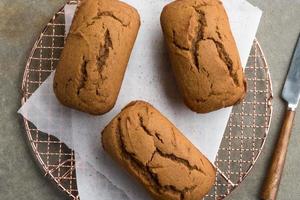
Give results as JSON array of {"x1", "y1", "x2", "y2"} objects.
[{"x1": 261, "y1": 34, "x2": 300, "y2": 200}]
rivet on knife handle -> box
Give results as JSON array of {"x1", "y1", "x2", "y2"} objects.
[{"x1": 261, "y1": 109, "x2": 295, "y2": 200}]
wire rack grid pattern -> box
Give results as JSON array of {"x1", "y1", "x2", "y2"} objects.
[{"x1": 21, "y1": 1, "x2": 273, "y2": 200}]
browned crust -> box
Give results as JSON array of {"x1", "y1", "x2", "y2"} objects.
[
  {"x1": 102, "y1": 101, "x2": 216, "y2": 200},
  {"x1": 161, "y1": 0, "x2": 246, "y2": 113},
  {"x1": 53, "y1": 0, "x2": 140, "y2": 115}
]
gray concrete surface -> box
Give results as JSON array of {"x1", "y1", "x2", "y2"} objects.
[{"x1": 0, "y1": 0, "x2": 299, "y2": 199}]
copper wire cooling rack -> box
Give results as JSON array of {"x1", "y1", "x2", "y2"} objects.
[{"x1": 20, "y1": 1, "x2": 273, "y2": 199}]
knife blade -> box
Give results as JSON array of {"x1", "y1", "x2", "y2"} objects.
[
  {"x1": 282, "y1": 34, "x2": 300, "y2": 110},
  {"x1": 261, "y1": 34, "x2": 300, "y2": 200}
]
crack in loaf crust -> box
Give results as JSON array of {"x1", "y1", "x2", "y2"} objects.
[
  {"x1": 161, "y1": 0, "x2": 247, "y2": 113},
  {"x1": 53, "y1": 0, "x2": 140, "y2": 115},
  {"x1": 102, "y1": 101, "x2": 216, "y2": 200}
]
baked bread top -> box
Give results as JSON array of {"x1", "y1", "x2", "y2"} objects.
[
  {"x1": 54, "y1": 0, "x2": 140, "y2": 115},
  {"x1": 102, "y1": 101, "x2": 216, "y2": 200},
  {"x1": 161, "y1": 0, "x2": 246, "y2": 113}
]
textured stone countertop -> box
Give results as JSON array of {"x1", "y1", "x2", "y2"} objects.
[{"x1": 0, "y1": 0, "x2": 299, "y2": 199}]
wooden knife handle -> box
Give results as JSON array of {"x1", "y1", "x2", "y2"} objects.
[{"x1": 261, "y1": 109, "x2": 295, "y2": 200}]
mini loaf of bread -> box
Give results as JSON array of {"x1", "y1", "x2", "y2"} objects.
[
  {"x1": 102, "y1": 101, "x2": 216, "y2": 200},
  {"x1": 53, "y1": 0, "x2": 140, "y2": 115},
  {"x1": 161, "y1": 0, "x2": 246, "y2": 113}
]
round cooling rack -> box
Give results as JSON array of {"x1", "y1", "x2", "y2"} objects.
[{"x1": 20, "y1": 1, "x2": 273, "y2": 199}]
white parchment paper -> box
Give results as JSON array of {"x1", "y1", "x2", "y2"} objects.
[{"x1": 18, "y1": 0, "x2": 262, "y2": 199}]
